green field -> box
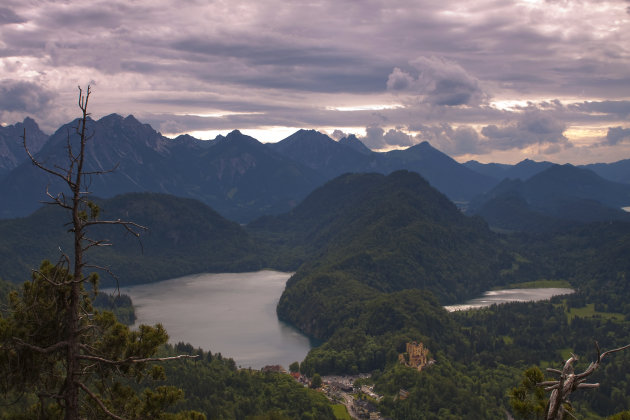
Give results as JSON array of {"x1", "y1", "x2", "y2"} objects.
[
  {"x1": 499, "y1": 279, "x2": 573, "y2": 289},
  {"x1": 332, "y1": 404, "x2": 351, "y2": 420},
  {"x1": 566, "y1": 303, "x2": 625, "y2": 323}
]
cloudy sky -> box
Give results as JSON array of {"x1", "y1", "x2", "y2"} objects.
[{"x1": 1, "y1": 0, "x2": 629, "y2": 164}]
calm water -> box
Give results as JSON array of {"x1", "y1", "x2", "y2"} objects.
[
  {"x1": 110, "y1": 271, "x2": 315, "y2": 369},
  {"x1": 444, "y1": 287, "x2": 574, "y2": 312}
]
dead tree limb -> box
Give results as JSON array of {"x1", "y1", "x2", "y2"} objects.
[{"x1": 538, "y1": 342, "x2": 630, "y2": 420}]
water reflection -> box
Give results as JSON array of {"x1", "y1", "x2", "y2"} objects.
[
  {"x1": 444, "y1": 287, "x2": 574, "y2": 312},
  {"x1": 107, "y1": 271, "x2": 315, "y2": 369}
]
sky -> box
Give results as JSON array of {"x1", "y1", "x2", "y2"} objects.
[{"x1": 1, "y1": 0, "x2": 629, "y2": 164}]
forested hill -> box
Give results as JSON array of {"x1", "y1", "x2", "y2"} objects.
[
  {"x1": 252, "y1": 171, "x2": 530, "y2": 349},
  {"x1": 255, "y1": 170, "x2": 516, "y2": 306},
  {"x1": 0, "y1": 193, "x2": 265, "y2": 287}
]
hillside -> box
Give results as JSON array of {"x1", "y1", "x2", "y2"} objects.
[
  {"x1": 0, "y1": 193, "x2": 264, "y2": 287},
  {"x1": 260, "y1": 171, "x2": 517, "y2": 336}
]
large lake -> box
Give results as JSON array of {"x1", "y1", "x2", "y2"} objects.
[
  {"x1": 444, "y1": 287, "x2": 575, "y2": 312},
  {"x1": 111, "y1": 271, "x2": 315, "y2": 370}
]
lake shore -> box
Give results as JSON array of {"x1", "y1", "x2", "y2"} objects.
[{"x1": 444, "y1": 287, "x2": 575, "y2": 312}]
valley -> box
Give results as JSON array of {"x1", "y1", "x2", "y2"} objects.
[{"x1": 1, "y1": 115, "x2": 630, "y2": 419}]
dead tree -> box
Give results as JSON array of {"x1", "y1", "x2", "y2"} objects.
[
  {"x1": 1, "y1": 85, "x2": 198, "y2": 419},
  {"x1": 538, "y1": 342, "x2": 630, "y2": 420}
]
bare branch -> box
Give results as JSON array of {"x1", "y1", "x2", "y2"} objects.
[
  {"x1": 78, "y1": 354, "x2": 199, "y2": 365},
  {"x1": 76, "y1": 381, "x2": 126, "y2": 420},
  {"x1": 600, "y1": 343, "x2": 630, "y2": 360},
  {"x1": 83, "y1": 219, "x2": 148, "y2": 235},
  {"x1": 539, "y1": 342, "x2": 630, "y2": 420}
]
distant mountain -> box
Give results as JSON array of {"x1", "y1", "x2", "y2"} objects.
[
  {"x1": 382, "y1": 142, "x2": 497, "y2": 202},
  {"x1": 0, "y1": 114, "x2": 176, "y2": 218},
  {"x1": 468, "y1": 164, "x2": 630, "y2": 231},
  {"x1": 582, "y1": 159, "x2": 630, "y2": 184},
  {"x1": 0, "y1": 115, "x2": 324, "y2": 222},
  {"x1": 191, "y1": 130, "x2": 326, "y2": 221},
  {"x1": 464, "y1": 159, "x2": 554, "y2": 181},
  {"x1": 338, "y1": 134, "x2": 372, "y2": 155},
  {"x1": 0, "y1": 193, "x2": 265, "y2": 287},
  {"x1": 466, "y1": 158, "x2": 630, "y2": 186},
  {"x1": 0, "y1": 117, "x2": 49, "y2": 177},
  {"x1": 268, "y1": 129, "x2": 380, "y2": 179},
  {"x1": 463, "y1": 160, "x2": 512, "y2": 179},
  {"x1": 7, "y1": 114, "x2": 627, "y2": 226},
  {"x1": 269, "y1": 131, "x2": 495, "y2": 202}
]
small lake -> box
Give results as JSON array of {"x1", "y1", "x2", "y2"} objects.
[
  {"x1": 444, "y1": 287, "x2": 575, "y2": 312},
  {"x1": 109, "y1": 271, "x2": 315, "y2": 370}
]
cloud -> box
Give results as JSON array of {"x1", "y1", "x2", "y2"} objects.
[
  {"x1": 387, "y1": 56, "x2": 487, "y2": 106},
  {"x1": 361, "y1": 125, "x2": 414, "y2": 149},
  {"x1": 387, "y1": 67, "x2": 414, "y2": 91},
  {"x1": 603, "y1": 126, "x2": 630, "y2": 145},
  {"x1": 0, "y1": 7, "x2": 26, "y2": 24},
  {"x1": 569, "y1": 101, "x2": 630, "y2": 119},
  {"x1": 414, "y1": 123, "x2": 485, "y2": 155},
  {"x1": 0, "y1": 80, "x2": 55, "y2": 113},
  {"x1": 330, "y1": 129, "x2": 347, "y2": 140},
  {"x1": 412, "y1": 110, "x2": 572, "y2": 156},
  {"x1": 481, "y1": 110, "x2": 569, "y2": 151}
]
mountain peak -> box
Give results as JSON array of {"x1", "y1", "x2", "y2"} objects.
[
  {"x1": 339, "y1": 134, "x2": 372, "y2": 155},
  {"x1": 99, "y1": 113, "x2": 124, "y2": 123}
]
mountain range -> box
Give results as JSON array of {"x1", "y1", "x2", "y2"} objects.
[
  {"x1": 0, "y1": 117, "x2": 49, "y2": 176},
  {"x1": 467, "y1": 164, "x2": 630, "y2": 231},
  {"x1": 1, "y1": 114, "x2": 629, "y2": 226}
]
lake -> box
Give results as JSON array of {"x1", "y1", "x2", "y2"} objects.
[
  {"x1": 444, "y1": 287, "x2": 575, "y2": 312},
  {"x1": 110, "y1": 271, "x2": 315, "y2": 370}
]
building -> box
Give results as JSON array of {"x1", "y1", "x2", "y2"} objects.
[{"x1": 399, "y1": 341, "x2": 431, "y2": 371}]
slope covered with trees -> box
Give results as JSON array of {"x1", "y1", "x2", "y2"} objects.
[{"x1": 0, "y1": 193, "x2": 265, "y2": 287}]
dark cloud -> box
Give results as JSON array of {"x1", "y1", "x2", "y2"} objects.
[
  {"x1": 569, "y1": 101, "x2": 630, "y2": 119},
  {"x1": 481, "y1": 110, "x2": 569, "y2": 151},
  {"x1": 0, "y1": 7, "x2": 25, "y2": 24},
  {"x1": 0, "y1": 80, "x2": 54, "y2": 113},
  {"x1": 360, "y1": 125, "x2": 414, "y2": 149},
  {"x1": 604, "y1": 126, "x2": 630, "y2": 145},
  {"x1": 42, "y1": 5, "x2": 125, "y2": 29},
  {"x1": 387, "y1": 56, "x2": 487, "y2": 106}
]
